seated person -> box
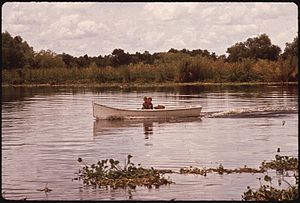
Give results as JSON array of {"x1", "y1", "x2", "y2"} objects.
[
  {"x1": 147, "y1": 97, "x2": 153, "y2": 109},
  {"x1": 142, "y1": 96, "x2": 149, "y2": 109},
  {"x1": 142, "y1": 96, "x2": 164, "y2": 109}
]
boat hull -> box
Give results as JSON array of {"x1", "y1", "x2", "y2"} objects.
[{"x1": 93, "y1": 102, "x2": 202, "y2": 120}]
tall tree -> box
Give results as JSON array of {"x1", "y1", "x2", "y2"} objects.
[
  {"x1": 33, "y1": 49, "x2": 65, "y2": 68},
  {"x1": 61, "y1": 53, "x2": 76, "y2": 68},
  {"x1": 226, "y1": 42, "x2": 250, "y2": 62},
  {"x1": 111, "y1": 48, "x2": 132, "y2": 67},
  {"x1": 281, "y1": 36, "x2": 298, "y2": 60},
  {"x1": 280, "y1": 36, "x2": 298, "y2": 81},
  {"x1": 76, "y1": 54, "x2": 90, "y2": 68},
  {"x1": 2, "y1": 31, "x2": 13, "y2": 68},
  {"x1": 227, "y1": 33, "x2": 281, "y2": 62},
  {"x1": 2, "y1": 31, "x2": 34, "y2": 69}
]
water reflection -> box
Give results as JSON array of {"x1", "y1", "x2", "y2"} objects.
[
  {"x1": 143, "y1": 122, "x2": 153, "y2": 139},
  {"x1": 93, "y1": 117, "x2": 202, "y2": 137},
  {"x1": 2, "y1": 84, "x2": 298, "y2": 200},
  {"x1": 2, "y1": 84, "x2": 298, "y2": 103}
]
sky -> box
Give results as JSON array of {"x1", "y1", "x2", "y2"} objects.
[{"x1": 2, "y1": 2, "x2": 298, "y2": 57}]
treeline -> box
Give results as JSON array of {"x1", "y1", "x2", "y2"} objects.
[{"x1": 1, "y1": 31, "x2": 298, "y2": 85}]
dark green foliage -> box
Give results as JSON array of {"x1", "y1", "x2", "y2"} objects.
[
  {"x1": 76, "y1": 155, "x2": 174, "y2": 189},
  {"x1": 261, "y1": 154, "x2": 298, "y2": 171},
  {"x1": 180, "y1": 164, "x2": 265, "y2": 176},
  {"x1": 279, "y1": 36, "x2": 298, "y2": 82},
  {"x1": 2, "y1": 32, "x2": 298, "y2": 84},
  {"x1": 281, "y1": 36, "x2": 298, "y2": 60},
  {"x1": 227, "y1": 59, "x2": 258, "y2": 82},
  {"x1": 179, "y1": 154, "x2": 298, "y2": 176},
  {"x1": 76, "y1": 54, "x2": 90, "y2": 68},
  {"x1": 75, "y1": 153, "x2": 297, "y2": 200},
  {"x1": 33, "y1": 49, "x2": 65, "y2": 69},
  {"x1": 226, "y1": 42, "x2": 250, "y2": 62},
  {"x1": 242, "y1": 185, "x2": 298, "y2": 201},
  {"x1": 242, "y1": 154, "x2": 298, "y2": 201},
  {"x1": 178, "y1": 154, "x2": 298, "y2": 201},
  {"x1": 111, "y1": 49, "x2": 132, "y2": 67},
  {"x1": 227, "y1": 33, "x2": 281, "y2": 62},
  {"x1": 168, "y1": 48, "x2": 216, "y2": 59},
  {"x1": 2, "y1": 31, "x2": 35, "y2": 69},
  {"x1": 61, "y1": 53, "x2": 77, "y2": 68}
]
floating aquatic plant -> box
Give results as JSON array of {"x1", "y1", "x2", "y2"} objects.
[
  {"x1": 180, "y1": 164, "x2": 265, "y2": 176},
  {"x1": 261, "y1": 154, "x2": 298, "y2": 172},
  {"x1": 242, "y1": 184, "x2": 298, "y2": 201},
  {"x1": 75, "y1": 153, "x2": 298, "y2": 201},
  {"x1": 242, "y1": 154, "x2": 298, "y2": 201},
  {"x1": 180, "y1": 166, "x2": 208, "y2": 176},
  {"x1": 180, "y1": 154, "x2": 298, "y2": 177},
  {"x1": 76, "y1": 155, "x2": 174, "y2": 189}
]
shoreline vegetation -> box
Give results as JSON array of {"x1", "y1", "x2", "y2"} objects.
[
  {"x1": 1, "y1": 81, "x2": 298, "y2": 89},
  {"x1": 2, "y1": 32, "x2": 298, "y2": 88}
]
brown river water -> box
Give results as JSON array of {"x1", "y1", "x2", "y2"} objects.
[{"x1": 1, "y1": 84, "x2": 298, "y2": 200}]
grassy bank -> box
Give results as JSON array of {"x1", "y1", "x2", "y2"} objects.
[
  {"x1": 1, "y1": 81, "x2": 298, "y2": 89},
  {"x1": 3, "y1": 32, "x2": 298, "y2": 88},
  {"x1": 2, "y1": 58, "x2": 297, "y2": 88}
]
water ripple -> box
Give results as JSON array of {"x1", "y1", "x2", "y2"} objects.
[{"x1": 1, "y1": 86, "x2": 298, "y2": 200}]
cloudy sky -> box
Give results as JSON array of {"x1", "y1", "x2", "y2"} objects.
[{"x1": 2, "y1": 2, "x2": 298, "y2": 57}]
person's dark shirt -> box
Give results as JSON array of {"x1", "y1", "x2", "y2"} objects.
[{"x1": 142, "y1": 102, "x2": 149, "y2": 109}]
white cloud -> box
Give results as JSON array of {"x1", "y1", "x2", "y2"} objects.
[
  {"x1": 77, "y1": 21, "x2": 98, "y2": 36},
  {"x1": 143, "y1": 3, "x2": 196, "y2": 21},
  {"x1": 2, "y1": 2, "x2": 297, "y2": 56}
]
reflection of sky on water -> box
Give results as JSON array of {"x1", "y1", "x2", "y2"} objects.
[{"x1": 1, "y1": 85, "x2": 298, "y2": 200}]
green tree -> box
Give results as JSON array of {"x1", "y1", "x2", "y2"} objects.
[
  {"x1": 140, "y1": 51, "x2": 153, "y2": 64},
  {"x1": 61, "y1": 53, "x2": 76, "y2": 68},
  {"x1": 111, "y1": 48, "x2": 132, "y2": 67},
  {"x1": 279, "y1": 36, "x2": 298, "y2": 81},
  {"x1": 281, "y1": 36, "x2": 298, "y2": 60},
  {"x1": 245, "y1": 34, "x2": 281, "y2": 61},
  {"x1": 76, "y1": 54, "x2": 90, "y2": 68},
  {"x1": 94, "y1": 55, "x2": 105, "y2": 67},
  {"x1": 1, "y1": 31, "x2": 13, "y2": 68},
  {"x1": 227, "y1": 34, "x2": 281, "y2": 62},
  {"x1": 33, "y1": 49, "x2": 65, "y2": 68},
  {"x1": 2, "y1": 31, "x2": 35, "y2": 69},
  {"x1": 226, "y1": 42, "x2": 250, "y2": 62}
]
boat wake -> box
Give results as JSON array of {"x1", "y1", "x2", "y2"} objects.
[{"x1": 202, "y1": 106, "x2": 298, "y2": 118}]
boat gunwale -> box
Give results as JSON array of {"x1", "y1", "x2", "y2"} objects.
[{"x1": 92, "y1": 102, "x2": 202, "y2": 113}]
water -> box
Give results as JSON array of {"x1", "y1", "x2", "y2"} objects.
[{"x1": 1, "y1": 85, "x2": 298, "y2": 200}]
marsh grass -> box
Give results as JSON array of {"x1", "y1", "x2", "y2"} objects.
[{"x1": 2, "y1": 55, "x2": 297, "y2": 86}]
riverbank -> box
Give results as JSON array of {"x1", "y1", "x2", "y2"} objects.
[{"x1": 2, "y1": 81, "x2": 298, "y2": 89}]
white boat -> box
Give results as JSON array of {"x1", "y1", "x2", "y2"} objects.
[{"x1": 92, "y1": 102, "x2": 202, "y2": 120}]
